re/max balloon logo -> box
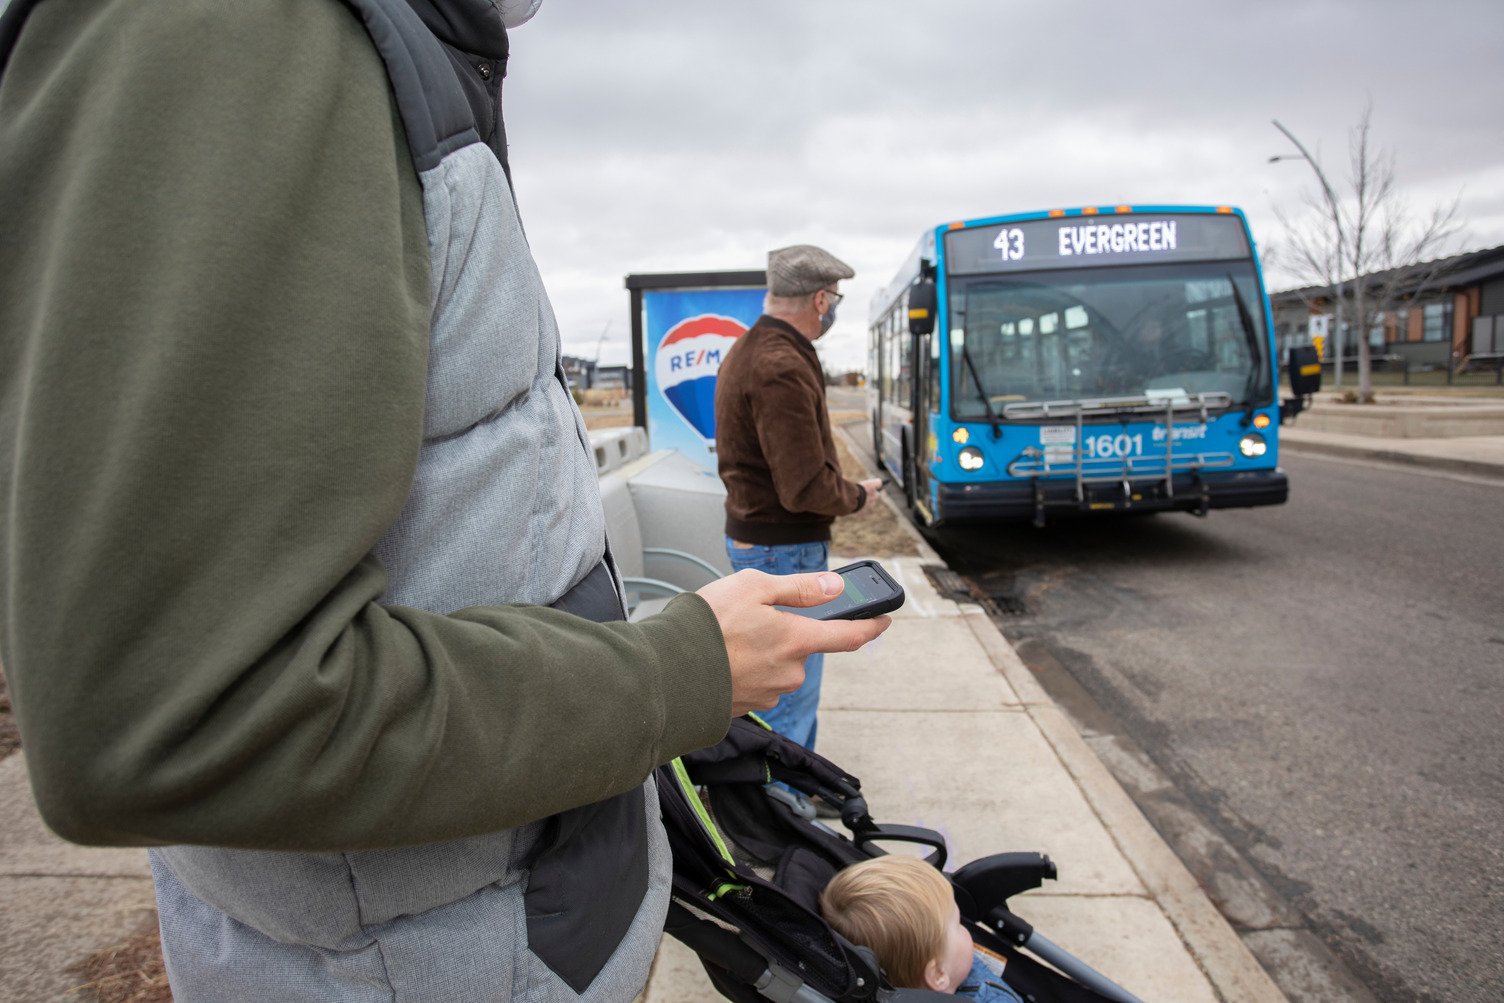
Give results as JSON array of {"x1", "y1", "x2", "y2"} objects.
[{"x1": 655, "y1": 314, "x2": 746, "y2": 443}]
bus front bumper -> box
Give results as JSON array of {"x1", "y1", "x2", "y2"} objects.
[{"x1": 932, "y1": 468, "x2": 1289, "y2": 525}]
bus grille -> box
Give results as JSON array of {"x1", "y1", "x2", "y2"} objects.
[
  {"x1": 1002, "y1": 391, "x2": 1240, "y2": 502},
  {"x1": 1006, "y1": 451, "x2": 1235, "y2": 480}
]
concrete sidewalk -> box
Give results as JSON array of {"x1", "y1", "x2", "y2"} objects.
[
  {"x1": 639, "y1": 550, "x2": 1283, "y2": 1003},
  {"x1": 0, "y1": 753, "x2": 157, "y2": 999}
]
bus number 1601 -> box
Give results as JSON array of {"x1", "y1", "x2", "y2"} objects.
[{"x1": 1083, "y1": 433, "x2": 1143, "y2": 459}]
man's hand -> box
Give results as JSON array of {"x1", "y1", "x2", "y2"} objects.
[
  {"x1": 698, "y1": 570, "x2": 892, "y2": 717},
  {"x1": 855, "y1": 478, "x2": 884, "y2": 514}
]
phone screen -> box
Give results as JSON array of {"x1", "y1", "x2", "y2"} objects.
[{"x1": 776, "y1": 562, "x2": 901, "y2": 620}]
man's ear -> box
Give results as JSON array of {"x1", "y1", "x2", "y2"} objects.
[{"x1": 923, "y1": 957, "x2": 950, "y2": 992}]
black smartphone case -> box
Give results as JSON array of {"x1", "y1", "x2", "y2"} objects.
[{"x1": 822, "y1": 560, "x2": 905, "y2": 620}]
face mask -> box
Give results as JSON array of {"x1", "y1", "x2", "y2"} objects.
[
  {"x1": 819, "y1": 301, "x2": 838, "y2": 335},
  {"x1": 497, "y1": 0, "x2": 543, "y2": 28}
]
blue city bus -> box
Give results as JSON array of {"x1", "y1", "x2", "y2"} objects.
[{"x1": 868, "y1": 205, "x2": 1320, "y2": 526}]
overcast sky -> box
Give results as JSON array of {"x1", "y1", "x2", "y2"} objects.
[{"x1": 503, "y1": 1, "x2": 1504, "y2": 372}]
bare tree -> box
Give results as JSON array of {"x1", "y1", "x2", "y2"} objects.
[{"x1": 1273, "y1": 104, "x2": 1462, "y2": 402}]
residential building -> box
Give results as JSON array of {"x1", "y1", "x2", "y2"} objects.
[{"x1": 1269, "y1": 243, "x2": 1504, "y2": 373}]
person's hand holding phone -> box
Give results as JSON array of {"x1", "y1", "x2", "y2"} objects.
[
  {"x1": 697, "y1": 569, "x2": 892, "y2": 717},
  {"x1": 854, "y1": 478, "x2": 884, "y2": 514},
  {"x1": 776, "y1": 560, "x2": 905, "y2": 621}
]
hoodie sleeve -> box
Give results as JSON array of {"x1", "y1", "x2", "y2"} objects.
[{"x1": 0, "y1": 0, "x2": 731, "y2": 851}]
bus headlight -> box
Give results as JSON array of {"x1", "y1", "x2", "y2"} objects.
[
  {"x1": 958, "y1": 446, "x2": 986, "y2": 471},
  {"x1": 1238, "y1": 432, "x2": 1267, "y2": 458}
]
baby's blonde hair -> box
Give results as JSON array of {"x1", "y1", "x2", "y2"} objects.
[{"x1": 818, "y1": 855, "x2": 953, "y2": 989}]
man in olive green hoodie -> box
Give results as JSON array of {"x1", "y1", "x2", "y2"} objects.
[{"x1": 0, "y1": 0, "x2": 890, "y2": 998}]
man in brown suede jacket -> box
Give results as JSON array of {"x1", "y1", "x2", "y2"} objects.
[{"x1": 714, "y1": 244, "x2": 884, "y2": 762}]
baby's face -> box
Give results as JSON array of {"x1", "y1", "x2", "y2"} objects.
[{"x1": 935, "y1": 901, "x2": 975, "y2": 993}]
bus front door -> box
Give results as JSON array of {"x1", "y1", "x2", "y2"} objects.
[{"x1": 908, "y1": 330, "x2": 936, "y2": 521}]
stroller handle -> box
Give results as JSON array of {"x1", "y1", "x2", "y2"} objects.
[{"x1": 853, "y1": 823, "x2": 948, "y2": 870}]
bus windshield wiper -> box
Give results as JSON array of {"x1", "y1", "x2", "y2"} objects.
[
  {"x1": 960, "y1": 341, "x2": 1002, "y2": 439},
  {"x1": 1227, "y1": 273, "x2": 1263, "y2": 424}
]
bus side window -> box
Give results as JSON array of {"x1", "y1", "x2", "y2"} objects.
[
  {"x1": 897, "y1": 324, "x2": 913, "y2": 406},
  {"x1": 928, "y1": 324, "x2": 941, "y2": 413},
  {"x1": 878, "y1": 311, "x2": 890, "y2": 403}
]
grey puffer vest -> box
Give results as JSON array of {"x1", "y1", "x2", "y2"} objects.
[{"x1": 0, "y1": 0, "x2": 666, "y2": 998}]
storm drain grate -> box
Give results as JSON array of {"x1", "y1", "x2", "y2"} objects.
[
  {"x1": 921, "y1": 564, "x2": 971, "y2": 600},
  {"x1": 921, "y1": 564, "x2": 1028, "y2": 617}
]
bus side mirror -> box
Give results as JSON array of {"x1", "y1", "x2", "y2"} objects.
[
  {"x1": 1287, "y1": 345, "x2": 1322, "y2": 397},
  {"x1": 907, "y1": 281, "x2": 937, "y2": 337},
  {"x1": 1280, "y1": 345, "x2": 1322, "y2": 424}
]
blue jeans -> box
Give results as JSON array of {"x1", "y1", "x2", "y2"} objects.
[{"x1": 725, "y1": 537, "x2": 829, "y2": 751}]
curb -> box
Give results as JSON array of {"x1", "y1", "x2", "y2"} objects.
[
  {"x1": 1280, "y1": 435, "x2": 1504, "y2": 480},
  {"x1": 832, "y1": 424, "x2": 942, "y2": 567},
  {"x1": 964, "y1": 614, "x2": 1286, "y2": 1003},
  {"x1": 835, "y1": 423, "x2": 1287, "y2": 1003}
]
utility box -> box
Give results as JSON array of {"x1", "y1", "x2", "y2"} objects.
[
  {"x1": 624, "y1": 449, "x2": 730, "y2": 583},
  {"x1": 594, "y1": 429, "x2": 730, "y2": 611}
]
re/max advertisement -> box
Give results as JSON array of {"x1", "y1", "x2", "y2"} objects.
[{"x1": 639, "y1": 282, "x2": 765, "y2": 471}]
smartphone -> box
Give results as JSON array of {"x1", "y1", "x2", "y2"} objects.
[{"x1": 776, "y1": 559, "x2": 905, "y2": 621}]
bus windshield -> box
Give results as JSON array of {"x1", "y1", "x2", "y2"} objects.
[{"x1": 948, "y1": 261, "x2": 1271, "y2": 417}]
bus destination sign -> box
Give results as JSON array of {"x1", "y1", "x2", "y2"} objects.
[{"x1": 945, "y1": 212, "x2": 1251, "y2": 276}]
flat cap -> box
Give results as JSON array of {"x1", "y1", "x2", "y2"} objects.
[{"x1": 766, "y1": 244, "x2": 855, "y2": 297}]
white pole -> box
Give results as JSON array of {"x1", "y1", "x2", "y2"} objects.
[{"x1": 1272, "y1": 121, "x2": 1345, "y2": 389}]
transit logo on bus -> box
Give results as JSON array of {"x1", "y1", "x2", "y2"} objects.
[{"x1": 655, "y1": 314, "x2": 747, "y2": 442}]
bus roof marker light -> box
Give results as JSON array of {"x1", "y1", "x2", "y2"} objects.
[
  {"x1": 1216, "y1": 206, "x2": 1234, "y2": 214},
  {"x1": 1082, "y1": 206, "x2": 1099, "y2": 215},
  {"x1": 1049, "y1": 209, "x2": 1066, "y2": 218},
  {"x1": 1115, "y1": 205, "x2": 1133, "y2": 214},
  {"x1": 952, "y1": 427, "x2": 970, "y2": 444}
]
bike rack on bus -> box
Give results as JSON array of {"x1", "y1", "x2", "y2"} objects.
[{"x1": 1003, "y1": 393, "x2": 1235, "y2": 525}]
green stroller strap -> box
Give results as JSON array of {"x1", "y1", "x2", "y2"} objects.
[{"x1": 668, "y1": 758, "x2": 747, "y2": 901}]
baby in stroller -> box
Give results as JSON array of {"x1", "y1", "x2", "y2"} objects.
[
  {"x1": 821, "y1": 855, "x2": 1024, "y2": 1003},
  {"x1": 660, "y1": 717, "x2": 1144, "y2": 1002}
]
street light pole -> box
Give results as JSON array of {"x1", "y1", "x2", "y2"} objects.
[{"x1": 1271, "y1": 120, "x2": 1345, "y2": 389}]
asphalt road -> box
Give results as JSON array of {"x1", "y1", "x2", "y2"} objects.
[{"x1": 875, "y1": 433, "x2": 1503, "y2": 1001}]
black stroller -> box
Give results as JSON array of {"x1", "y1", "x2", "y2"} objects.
[{"x1": 657, "y1": 718, "x2": 1146, "y2": 1003}]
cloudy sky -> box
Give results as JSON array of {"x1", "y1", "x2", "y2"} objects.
[{"x1": 503, "y1": 1, "x2": 1504, "y2": 372}]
